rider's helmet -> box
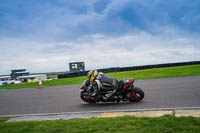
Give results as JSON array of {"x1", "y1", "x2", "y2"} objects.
[{"x1": 87, "y1": 70, "x2": 98, "y2": 82}]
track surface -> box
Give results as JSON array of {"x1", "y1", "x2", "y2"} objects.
[{"x1": 0, "y1": 76, "x2": 200, "y2": 115}]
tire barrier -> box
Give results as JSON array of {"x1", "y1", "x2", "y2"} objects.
[{"x1": 58, "y1": 61, "x2": 200, "y2": 79}]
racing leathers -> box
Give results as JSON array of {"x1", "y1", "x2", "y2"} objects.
[{"x1": 87, "y1": 72, "x2": 119, "y2": 101}]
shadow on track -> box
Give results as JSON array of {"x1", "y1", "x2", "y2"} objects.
[{"x1": 78, "y1": 101, "x2": 146, "y2": 108}]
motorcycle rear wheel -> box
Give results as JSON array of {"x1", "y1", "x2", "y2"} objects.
[{"x1": 127, "y1": 87, "x2": 144, "y2": 102}]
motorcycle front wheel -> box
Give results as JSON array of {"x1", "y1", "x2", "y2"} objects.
[{"x1": 127, "y1": 87, "x2": 144, "y2": 102}]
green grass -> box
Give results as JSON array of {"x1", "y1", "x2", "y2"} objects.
[
  {"x1": 0, "y1": 117, "x2": 11, "y2": 123},
  {"x1": 0, "y1": 76, "x2": 87, "y2": 90},
  {"x1": 0, "y1": 115, "x2": 200, "y2": 133},
  {"x1": 1, "y1": 64, "x2": 200, "y2": 90},
  {"x1": 107, "y1": 64, "x2": 200, "y2": 80}
]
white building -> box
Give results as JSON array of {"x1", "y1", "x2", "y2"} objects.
[
  {"x1": 0, "y1": 75, "x2": 11, "y2": 81},
  {"x1": 18, "y1": 74, "x2": 47, "y2": 82},
  {"x1": 0, "y1": 72, "x2": 47, "y2": 86}
]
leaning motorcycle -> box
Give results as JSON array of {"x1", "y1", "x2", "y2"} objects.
[{"x1": 80, "y1": 78, "x2": 144, "y2": 103}]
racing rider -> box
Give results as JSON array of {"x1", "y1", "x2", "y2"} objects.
[{"x1": 86, "y1": 70, "x2": 119, "y2": 101}]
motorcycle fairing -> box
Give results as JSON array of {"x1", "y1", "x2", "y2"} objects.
[{"x1": 121, "y1": 78, "x2": 135, "y2": 89}]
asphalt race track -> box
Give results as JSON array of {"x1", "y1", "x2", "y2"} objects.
[{"x1": 0, "y1": 76, "x2": 200, "y2": 116}]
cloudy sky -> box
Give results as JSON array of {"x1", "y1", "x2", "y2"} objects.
[{"x1": 0, "y1": 0, "x2": 200, "y2": 75}]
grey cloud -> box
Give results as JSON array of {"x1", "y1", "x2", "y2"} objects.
[{"x1": 1, "y1": 27, "x2": 200, "y2": 75}]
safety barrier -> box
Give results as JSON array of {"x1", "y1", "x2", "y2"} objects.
[{"x1": 58, "y1": 61, "x2": 200, "y2": 79}]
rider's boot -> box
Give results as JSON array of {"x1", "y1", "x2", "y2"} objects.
[{"x1": 103, "y1": 89, "x2": 117, "y2": 102}]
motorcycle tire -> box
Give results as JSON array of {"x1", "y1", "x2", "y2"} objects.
[
  {"x1": 80, "y1": 95, "x2": 96, "y2": 104},
  {"x1": 127, "y1": 87, "x2": 144, "y2": 102}
]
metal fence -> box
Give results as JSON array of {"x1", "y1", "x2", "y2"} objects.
[{"x1": 58, "y1": 61, "x2": 200, "y2": 79}]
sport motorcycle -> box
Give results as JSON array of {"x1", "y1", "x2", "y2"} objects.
[{"x1": 80, "y1": 78, "x2": 144, "y2": 103}]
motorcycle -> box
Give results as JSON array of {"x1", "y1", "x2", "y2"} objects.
[{"x1": 80, "y1": 78, "x2": 144, "y2": 103}]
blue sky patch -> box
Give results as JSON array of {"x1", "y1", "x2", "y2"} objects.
[{"x1": 0, "y1": 0, "x2": 200, "y2": 74}]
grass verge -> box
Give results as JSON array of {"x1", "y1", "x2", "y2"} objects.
[
  {"x1": 0, "y1": 115, "x2": 200, "y2": 133},
  {"x1": 0, "y1": 117, "x2": 11, "y2": 123},
  {"x1": 1, "y1": 64, "x2": 200, "y2": 90}
]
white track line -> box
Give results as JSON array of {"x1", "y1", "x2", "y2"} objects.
[{"x1": 1, "y1": 106, "x2": 200, "y2": 117}]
